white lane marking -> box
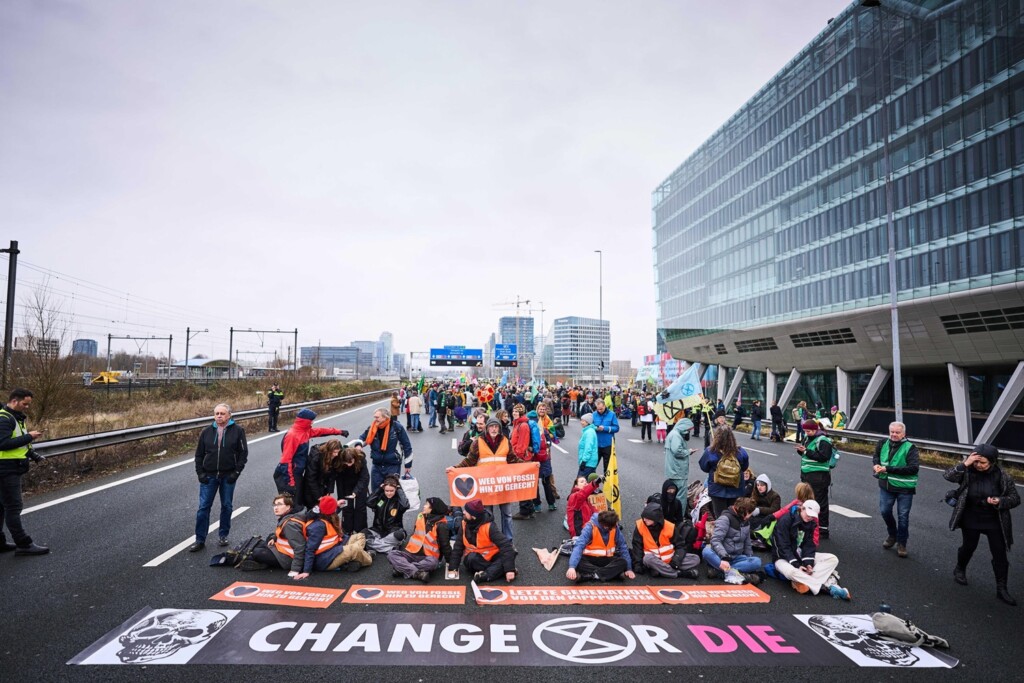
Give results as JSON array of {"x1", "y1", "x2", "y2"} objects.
[
  {"x1": 627, "y1": 439, "x2": 645, "y2": 444},
  {"x1": 23, "y1": 400, "x2": 385, "y2": 515},
  {"x1": 745, "y1": 447, "x2": 779, "y2": 457},
  {"x1": 831, "y1": 504, "x2": 871, "y2": 519},
  {"x1": 143, "y1": 506, "x2": 251, "y2": 567},
  {"x1": 451, "y1": 438, "x2": 458, "y2": 450},
  {"x1": 553, "y1": 443, "x2": 568, "y2": 454}
]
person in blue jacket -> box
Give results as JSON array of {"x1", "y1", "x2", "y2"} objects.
[
  {"x1": 577, "y1": 413, "x2": 599, "y2": 478},
  {"x1": 591, "y1": 398, "x2": 620, "y2": 475},
  {"x1": 566, "y1": 510, "x2": 636, "y2": 582},
  {"x1": 698, "y1": 427, "x2": 750, "y2": 518}
]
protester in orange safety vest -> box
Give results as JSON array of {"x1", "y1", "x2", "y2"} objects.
[
  {"x1": 449, "y1": 499, "x2": 517, "y2": 584},
  {"x1": 630, "y1": 502, "x2": 700, "y2": 579},
  {"x1": 387, "y1": 497, "x2": 452, "y2": 582},
  {"x1": 567, "y1": 510, "x2": 635, "y2": 582},
  {"x1": 447, "y1": 417, "x2": 522, "y2": 543}
]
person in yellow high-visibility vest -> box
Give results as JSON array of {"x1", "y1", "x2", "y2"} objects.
[{"x1": 0, "y1": 388, "x2": 48, "y2": 555}]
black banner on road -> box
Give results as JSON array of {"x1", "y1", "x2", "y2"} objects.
[{"x1": 70, "y1": 608, "x2": 958, "y2": 668}]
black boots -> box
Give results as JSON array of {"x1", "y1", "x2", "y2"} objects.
[
  {"x1": 953, "y1": 566, "x2": 968, "y2": 585},
  {"x1": 997, "y1": 581, "x2": 1017, "y2": 606}
]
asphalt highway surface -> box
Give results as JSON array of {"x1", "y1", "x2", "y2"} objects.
[{"x1": 2, "y1": 400, "x2": 1020, "y2": 681}]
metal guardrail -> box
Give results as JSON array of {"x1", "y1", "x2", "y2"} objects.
[
  {"x1": 822, "y1": 426, "x2": 1024, "y2": 465},
  {"x1": 32, "y1": 388, "x2": 393, "y2": 459}
]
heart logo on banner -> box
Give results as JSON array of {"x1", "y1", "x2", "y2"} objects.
[
  {"x1": 229, "y1": 586, "x2": 261, "y2": 598},
  {"x1": 453, "y1": 475, "x2": 477, "y2": 498},
  {"x1": 355, "y1": 588, "x2": 383, "y2": 600},
  {"x1": 659, "y1": 589, "x2": 687, "y2": 601},
  {"x1": 479, "y1": 589, "x2": 505, "y2": 602}
]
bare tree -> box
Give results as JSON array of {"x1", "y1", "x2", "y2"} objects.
[{"x1": 11, "y1": 284, "x2": 83, "y2": 424}]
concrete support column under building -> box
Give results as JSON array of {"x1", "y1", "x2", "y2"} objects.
[
  {"x1": 724, "y1": 367, "x2": 746, "y2": 405},
  {"x1": 848, "y1": 366, "x2": 892, "y2": 431},
  {"x1": 766, "y1": 368, "x2": 777, "y2": 407},
  {"x1": 716, "y1": 365, "x2": 727, "y2": 403},
  {"x1": 777, "y1": 368, "x2": 802, "y2": 414},
  {"x1": 836, "y1": 367, "x2": 851, "y2": 416},
  {"x1": 975, "y1": 360, "x2": 1024, "y2": 445},
  {"x1": 947, "y1": 363, "x2": 974, "y2": 445}
]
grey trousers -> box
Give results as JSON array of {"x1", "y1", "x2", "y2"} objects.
[
  {"x1": 643, "y1": 551, "x2": 699, "y2": 577},
  {"x1": 387, "y1": 549, "x2": 440, "y2": 577}
]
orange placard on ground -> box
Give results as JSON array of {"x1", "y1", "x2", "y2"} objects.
[
  {"x1": 211, "y1": 582, "x2": 344, "y2": 609},
  {"x1": 472, "y1": 584, "x2": 661, "y2": 605},
  {"x1": 649, "y1": 585, "x2": 771, "y2": 604},
  {"x1": 448, "y1": 462, "x2": 540, "y2": 506},
  {"x1": 342, "y1": 585, "x2": 466, "y2": 605}
]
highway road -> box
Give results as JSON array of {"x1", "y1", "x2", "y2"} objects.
[{"x1": 2, "y1": 400, "x2": 1020, "y2": 681}]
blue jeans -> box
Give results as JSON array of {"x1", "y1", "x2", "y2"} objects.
[
  {"x1": 751, "y1": 419, "x2": 762, "y2": 440},
  {"x1": 490, "y1": 503, "x2": 513, "y2": 542},
  {"x1": 879, "y1": 488, "x2": 914, "y2": 545},
  {"x1": 577, "y1": 464, "x2": 596, "y2": 480},
  {"x1": 701, "y1": 546, "x2": 762, "y2": 574},
  {"x1": 428, "y1": 405, "x2": 437, "y2": 427},
  {"x1": 195, "y1": 476, "x2": 236, "y2": 543},
  {"x1": 372, "y1": 463, "x2": 401, "y2": 491},
  {"x1": 410, "y1": 414, "x2": 421, "y2": 430}
]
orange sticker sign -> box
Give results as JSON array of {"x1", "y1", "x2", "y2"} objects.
[
  {"x1": 448, "y1": 462, "x2": 540, "y2": 505},
  {"x1": 650, "y1": 585, "x2": 771, "y2": 604},
  {"x1": 342, "y1": 585, "x2": 466, "y2": 605},
  {"x1": 211, "y1": 582, "x2": 344, "y2": 609},
  {"x1": 472, "y1": 583, "x2": 661, "y2": 605}
]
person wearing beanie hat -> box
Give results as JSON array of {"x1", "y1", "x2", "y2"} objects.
[
  {"x1": 945, "y1": 444, "x2": 1021, "y2": 605},
  {"x1": 449, "y1": 498, "x2": 517, "y2": 584},
  {"x1": 795, "y1": 418, "x2": 834, "y2": 539},
  {"x1": 631, "y1": 502, "x2": 700, "y2": 580},
  {"x1": 830, "y1": 405, "x2": 847, "y2": 430},
  {"x1": 387, "y1": 497, "x2": 453, "y2": 582},
  {"x1": 280, "y1": 495, "x2": 347, "y2": 580},
  {"x1": 360, "y1": 407, "x2": 414, "y2": 490},
  {"x1": 771, "y1": 498, "x2": 851, "y2": 600},
  {"x1": 446, "y1": 415, "x2": 521, "y2": 541},
  {"x1": 872, "y1": 421, "x2": 919, "y2": 557},
  {"x1": 273, "y1": 408, "x2": 348, "y2": 510}
]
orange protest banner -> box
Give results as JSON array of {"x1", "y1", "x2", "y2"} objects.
[
  {"x1": 649, "y1": 585, "x2": 771, "y2": 604},
  {"x1": 211, "y1": 582, "x2": 344, "y2": 609},
  {"x1": 343, "y1": 585, "x2": 466, "y2": 605},
  {"x1": 472, "y1": 583, "x2": 661, "y2": 606},
  {"x1": 448, "y1": 462, "x2": 540, "y2": 506}
]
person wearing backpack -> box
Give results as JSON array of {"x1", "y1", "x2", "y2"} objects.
[
  {"x1": 796, "y1": 420, "x2": 835, "y2": 539},
  {"x1": 698, "y1": 427, "x2": 750, "y2": 518}
]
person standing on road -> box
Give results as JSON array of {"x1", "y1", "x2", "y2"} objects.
[
  {"x1": 945, "y1": 444, "x2": 1021, "y2": 605},
  {"x1": 360, "y1": 408, "x2": 412, "y2": 490},
  {"x1": 191, "y1": 403, "x2": 248, "y2": 552},
  {"x1": 275, "y1": 408, "x2": 347, "y2": 509},
  {"x1": 769, "y1": 400, "x2": 785, "y2": 442},
  {"x1": 664, "y1": 419, "x2": 695, "y2": 492},
  {"x1": 0, "y1": 388, "x2": 48, "y2": 556},
  {"x1": 592, "y1": 399, "x2": 620, "y2": 473},
  {"x1": 796, "y1": 420, "x2": 834, "y2": 540},
  {"x1": 698, "y1": 427, "x2": 750, "y2": 518},
  {"x1": 750, "y1": 400, "x2": 764, "y2": 440},
  {"x1": 427, "y1": 384, "x2": 438, "y2": 429},
  {"x1": 267, "y1": 383, "x2": 284, "y2": 432},
  {"x1": 576, "y1": 413, "x2": 599, "y2": 479},
  {"x1": 872, "y1": 421, "x2": 919, "y2": 558},
  {"x1": 407, "y1": 391, "x2": 423, "y2": 433}
]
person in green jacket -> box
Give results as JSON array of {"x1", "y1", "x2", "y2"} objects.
[{"x1": 873, "y1": 421, "x2": 919, "y2": 559}]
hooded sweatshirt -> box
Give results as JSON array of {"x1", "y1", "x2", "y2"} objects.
[
  {"x1": 658, "y1": 479, "x2": 686, "y2": 525},
  {"x1": 279, "y1": 417, "x2": 344, "y2": 486},
  {"x1": 449, "y1": 509, "x2": 516, "y2": 572},
  {"x1": 752, "y1": 474, "x2": 782, "y2": 517}
]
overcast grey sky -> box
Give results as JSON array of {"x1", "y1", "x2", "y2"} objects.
[{"x1": 1, "y1": 0, "x2": 849, "y2": 366}]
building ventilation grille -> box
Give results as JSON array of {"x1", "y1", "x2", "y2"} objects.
[
  {"x1": 940, "y1": 307, "x2": 1024, "y2": 334},
  {"x1": 735, "y1": 337, "x2": 779, "y2": 353},
  {"x1": 714, "y1": 344, "x2": 728, "y2": 355},
  {"x1": 790, "y1": 328, "x2": 856, "y2": 348}
]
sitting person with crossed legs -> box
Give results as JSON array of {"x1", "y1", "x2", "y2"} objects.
[
  {"x1": 448, "y1": 499, "x2": 517, "y2": 584},
  {"x1": 566, "y1": 510, "x2": 636, "y2": 583}
]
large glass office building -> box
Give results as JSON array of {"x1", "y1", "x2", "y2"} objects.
[{"x1": 653, "y1": 0, "x2": 1024, "y2": 447}]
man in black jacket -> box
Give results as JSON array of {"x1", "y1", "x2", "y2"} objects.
[
  {"x1": 190, "y1": 403, "x2": 248, "y2": 552},
  {"x1": 267, "y1": 383, "x2": 284, "y2": 432},
  {"x1": 450, "y1": 499, "x2": 517, "y2": 583},
  {"x1": 0, "y1": 388, "x2": 48, "y2": 555},
  {"x1": 630, "y1": 502, "x2": 699, "y2": 579}
]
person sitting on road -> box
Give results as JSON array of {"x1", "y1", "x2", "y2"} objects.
[
  {"x1": 449, "y1": 499, "x2": 517, "y2": 584},
  {"x1": 567, "y1": 474, "x2": 602, "y2": 536},
  {"x1": 364, "y1": 475, "x2": 410, "y2": 554},
  {"x1": 260, "y1": 494, "x2": 371, "y2": 578},
  {"x1": 702, "y1": 497, "x2": 764, "y2": 585},
  {"x1": 566, "y1": 510, "x2": 636, "y2": 583},
  {"x1": 647, "y1": 479, "x2": 688, "y2": 526},
  {"x1": 387, "y1": 497, "x2": 452, "y2": 583},
  {"x1": 771, "y1": 499, "x2": 851, "y2": 600},
  {"x1": 244, "y1": 493, "x2": 305, "y2": 571},
  {"x1": 750, "y1": 473, "x2": 782, "y2": 543},
  {"x1": 631, "y1": 502, "x2": 700, "y2": 579}
]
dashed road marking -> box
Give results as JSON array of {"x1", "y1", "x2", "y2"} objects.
[{"x1": 830, "y1": 505, "x2": 871, "y2": 519}]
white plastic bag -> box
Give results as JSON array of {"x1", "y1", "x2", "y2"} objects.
[{"x1": 400, "y1": 474, "x2": 421, "y2": 511}]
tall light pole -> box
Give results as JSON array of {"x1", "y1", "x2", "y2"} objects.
[
  {"x1": 861, "y1": 0, "x2": 903, "y2": 423},
  {"x1": 594, "y1": 250, "x2": 603, "y2": 381},
  {"x1": 0, "y1": 240, "x2": 18, "y2": 390}
]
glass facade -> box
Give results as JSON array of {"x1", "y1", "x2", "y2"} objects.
[
  {"x1": 499, "y1": 316, "x2": 535, "y2": 355},
  {"x1": 552, "y1": 316, "x2": 610, "y2": 377},
  {"x1": 654, "y1": 0, "x2": 1024, "y2": 335}
]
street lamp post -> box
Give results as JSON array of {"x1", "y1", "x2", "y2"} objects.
[
  {"x1": 594, "y1": 250, "x2": 603, "y2": 381},
  {"x1": 861, "y1": 0, "x2": 904, "y2": 423}
]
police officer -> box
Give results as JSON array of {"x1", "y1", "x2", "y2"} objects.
[
  {"x1": 267, "y1": 383, "x2": 284, "y2": 432},
  {"x1": 0, "y1": 388, "x2": 49, "y2": 555}
]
